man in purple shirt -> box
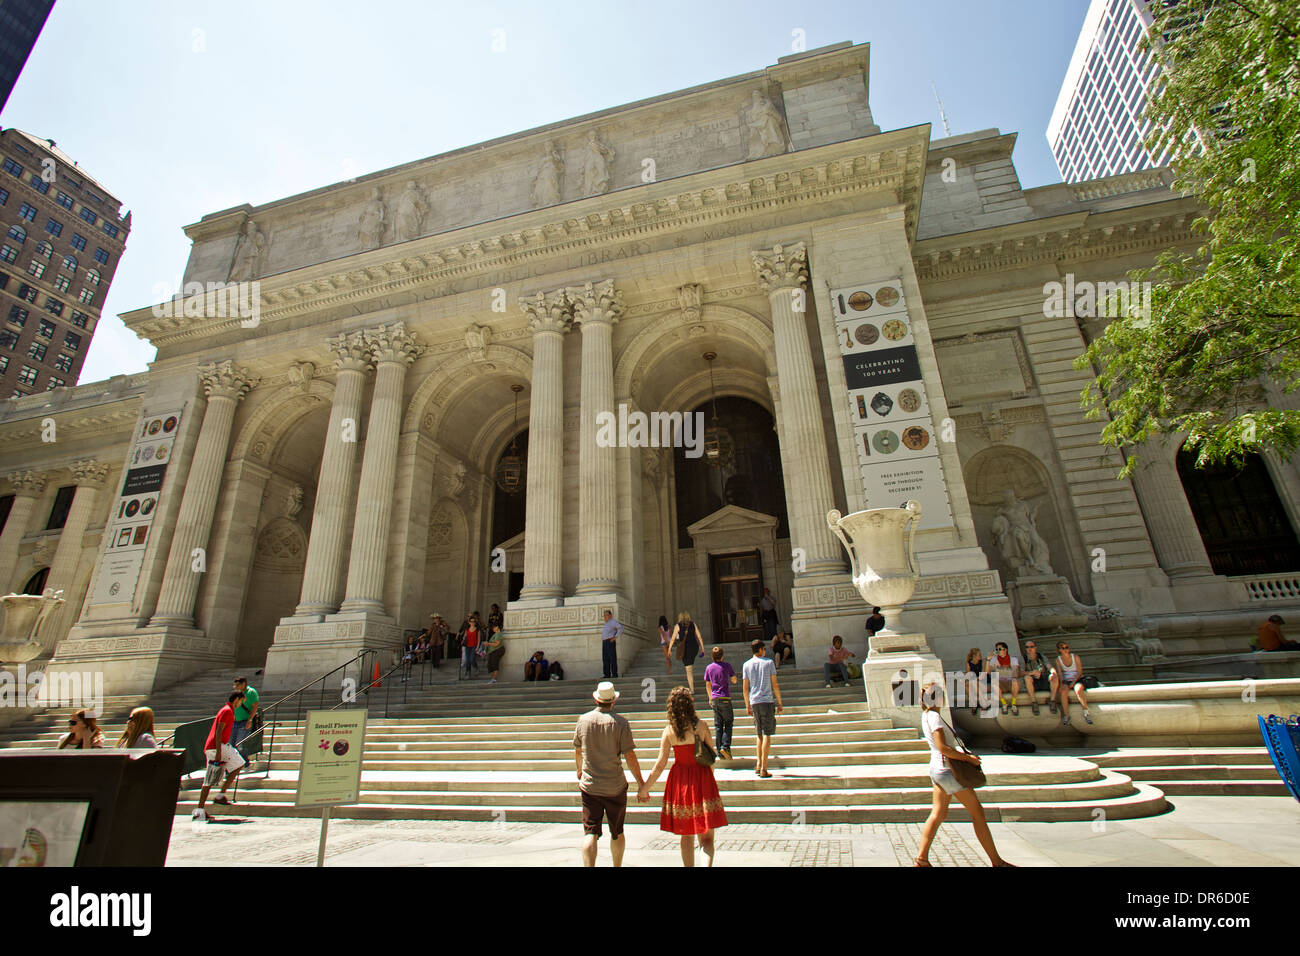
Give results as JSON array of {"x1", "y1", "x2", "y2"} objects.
[{"x1": 704, "y1": 646, "x2": 739, "y2": 759}]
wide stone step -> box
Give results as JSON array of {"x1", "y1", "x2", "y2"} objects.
[
  {"x1": 1122, "y1": 765, "x2": 1279, "y2": 782},
  {"x1": 1140, "y1": 780, "x2": 1288, "y2": 796},
  {"x1": 1083, "y1": 748, "x2": 1270, "y2": 768}
]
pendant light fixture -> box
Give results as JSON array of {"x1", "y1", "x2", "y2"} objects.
[
  {"x1": 495, "y1": 384, "x2": 526, "y2": 495},
  {"x1": 702, "y1": 351, "x2": 735, "y2": 470}
]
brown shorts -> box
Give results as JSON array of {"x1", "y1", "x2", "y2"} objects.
[{"x1": 581, "y1": 788, "x2": 628, "y2": 838}]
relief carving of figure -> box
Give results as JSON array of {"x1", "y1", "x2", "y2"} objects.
[
  {"x1": 991, "y1": 490, "x2": 1054, "y2": 578},
  {"x1": 357, "y1": 187, "x2": 386, "y2": 249},
  {"x1": 393, "y1": 181, "x2": 428, "y2": 243},
  {"x1": 531, "y1": 141, "x2": 564, "y2": 208},
  {"x1": 744, "y1": 90, "x2": 788, "y2": 160},
  {"x1": 581, "y1": 130, "x2": 615, "y2": 195},
  {"x1": 284, "y1": 484, "x2": 304, "y2": 519},
  {"x1": 229, "y1": 220, "x2": 267, "y2": 282}
]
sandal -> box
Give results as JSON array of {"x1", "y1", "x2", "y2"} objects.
[
  {"x1": 213, "y1": 795, "x2": 234, "y2": 806},
  {"x1": 1011, "y1": 704, "x2": 1019, "y2": 716},
  {"x1": 1084, "y1": 710, "x2": 1094, "y2": 725},
  {"x1": 1031, "y1": 701, "x2": 1040, "y2": 716}
]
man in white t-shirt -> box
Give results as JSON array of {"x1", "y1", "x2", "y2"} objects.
[{"x1": 742, "y1": 639, "x2": 782, "y2": 778}]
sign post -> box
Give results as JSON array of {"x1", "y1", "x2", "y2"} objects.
[{"x1": 295, "y1": 710, "x2": 367, "y2": 866}]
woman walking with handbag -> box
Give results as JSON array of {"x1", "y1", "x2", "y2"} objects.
[
  {"x1": 639, "y1": 686, "x2": 727, "y2": 866},
  {"x1": 915, "y1": 681, "x2": 1013, "y2": 868},
  {"x1": 668, "y1": 612, "x2": 703, "y2": 696}
]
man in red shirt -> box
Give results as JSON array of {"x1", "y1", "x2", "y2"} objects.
[{"x1": 194, "y1": 691, "x2": 247, "y2": 820}]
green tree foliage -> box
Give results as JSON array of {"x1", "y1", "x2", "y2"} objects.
[{"x1": 1076, "y1": 0, "x2": 1300, "y2": 476}]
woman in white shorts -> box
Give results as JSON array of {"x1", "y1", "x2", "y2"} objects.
[{"x1": 915, "y1": 681, "x2": 1013, "y2": 868}]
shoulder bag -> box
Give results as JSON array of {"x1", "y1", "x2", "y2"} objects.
[
  {"x1": 940, "y1": 715, "x2": 986, "y2": 789},
  {"x1": 693, "y1": 719, "x2": 716, "y2": 767}
]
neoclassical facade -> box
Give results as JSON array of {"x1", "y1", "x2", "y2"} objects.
[{"x1": 3, "y1": 42, "x2": 1298, "y2": 693}]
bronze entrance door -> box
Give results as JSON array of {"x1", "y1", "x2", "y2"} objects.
[{"x1": 709, "y1": 551, "x2": 764, "y2": 644}]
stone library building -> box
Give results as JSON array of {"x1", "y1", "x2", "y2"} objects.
[{"x1": 1, "y1": 41, "x2": 1297, "y2": 704}]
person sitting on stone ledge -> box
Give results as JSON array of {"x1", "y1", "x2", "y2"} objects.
[
  {"x1": 984, "y1": 641, "x2": 1024, "y2": 716},
  {"x1": 1256, "y1": 615, "x2": 1299, "y2": 652},
  {"x1": 1020, "y1": 639, "x2": 1050, "y2": 716},
  {"x1": 1051, "y1": 640, "x2": 1093, "y2": 726},
  {"x1": 771, "y1": 629, "x2": 794, "y2": 668},
  {"x1": 865, "y1": 607, "x2": 886, "y2": 636},
  {"x1": 824, "y1": 635, "x2": 854, "y2": 687},
  {"x1": 58, "y1": 710, "x2": 104, "y2": 749},
  {"x1": 525, "y1": 650, "x2": 550, "y2": 681},
  {"x1": 963, "y1": 648, "x2": 985, "y2": 716}
]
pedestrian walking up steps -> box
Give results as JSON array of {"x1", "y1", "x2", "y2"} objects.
[{"x1": 0, "y1": 646, "x2": 1283, "y2": 820}]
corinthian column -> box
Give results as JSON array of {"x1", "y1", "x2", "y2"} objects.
[
  {"x1": 339, "y1": 322, "x2": 422, "y2": 614},
  {"x1": 573, "y1": 280, "x2": 623, "y2": 595},
  {"x1": 0, "y1": 471, "x2": 48, "y2": 592},
  {"x1": 42, "y1": 460, "x2": 110, "y2": 647},
  {"x1": 151, "y1": 361, "x2": 258, "y2": 625},
  {"x1": 753, "y1": 242, "x2": 843, "y2": 573},
  {"x1": 294, "y1": 331, "x2": 372, "y2": 617},
  {"x1": 1129, "y1": 440, "x2": 1214, "y2": 578},
  {"x1": 518, "y1": 290, "x2": 573, "y2": 601}
]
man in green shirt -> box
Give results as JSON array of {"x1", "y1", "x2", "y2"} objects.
[{"x1": 231, "y1": 676, "x2": 259, "y2": 760}]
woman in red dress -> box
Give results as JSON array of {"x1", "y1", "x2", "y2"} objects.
[{"x1": 638, "y1": 686, "x2": 728, "y2": 866}]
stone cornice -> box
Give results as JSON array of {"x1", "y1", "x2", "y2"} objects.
[
  {"x1": 0, "y1": 403, "x2": 141, "y2": 450},
  {"x1": 913, "y1": 203, "x2": 1200, "y2": 282},
  {"x1": 125, "y1": 130, "x2": 929, "y2": 350}
]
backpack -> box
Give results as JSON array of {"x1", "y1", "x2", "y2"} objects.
[
  {"x1": 549, "y1": 660, "x2": 564, "y2": 680},
  {"x1": 1001, "y1": 735, "x2": 1036, "y2": 754}
]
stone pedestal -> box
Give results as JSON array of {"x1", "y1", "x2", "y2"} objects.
[
  {"x1": 1005, "y1": 574, "x2": 1089, "y2": 633},
  {"x1": 503, "y1": 597, "x2": 648, "y2": 683},
  {"x1": 264, "y1": 611, "x2": 404, "y2": 689},
  {"x1": 863, "y1": 630, "x2": 950, "y2": 732}
]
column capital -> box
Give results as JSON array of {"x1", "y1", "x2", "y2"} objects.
[
  {"x1": 199, "y1": 360, "x2": 258, "y2": 402},
  {"x1": 519, "y1": 290, "x2": 574, "y2": 335},
  {"x1": 752, "y1": 242, "x2": 808, "y2": 294},
  {"x1": 326, "y1": 329, "x2": 374, "y2": 373},
  {"x1": 5, "y1": 470, "x2": 48, "y2": 497},
  {"x1": 569, "y1": 280, "x2": 624, "y2": 327},
  {"x1": 71, "y1": 459, "x2": 110, "y2": 488},
  {"x1": 364, "y1": 321, "x2": 424, "y2": 366}
]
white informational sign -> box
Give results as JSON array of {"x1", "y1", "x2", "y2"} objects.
[
  {"x1": 88, "y1": 407, "x2": 184, "y2": 608},
  {"x1": 296, "y1": 710, "x2": 367, "y2": 808},
  {"x1": 830, "y1": 279, "x2": 953, "y2": 529}
]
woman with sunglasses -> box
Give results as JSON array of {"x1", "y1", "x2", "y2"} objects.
[
  {"x1": 1051, "y1": 641, "x2": 1094, "y2": 725},
  {"x1": 57, "y1": 710, "x2": 104, "y2": 749}
]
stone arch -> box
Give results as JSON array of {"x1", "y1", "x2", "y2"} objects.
[
  {"x1": 470, "y1": 399, "x2": 533, "y2": 475},
  {"x1": 613, "y1": 303, "x2": 776, "y2": 401},
  {"x1": 405, "y1": 344, "x2": 533, "y2": 437},
  {"x1": 229, "y1": 377, "x2": 335, "y2": 465},
  {"x1": 659, "y1": 367, "x2": 775, "y2": 420}
]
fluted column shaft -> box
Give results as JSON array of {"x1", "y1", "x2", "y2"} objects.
[
  {"x1": 42, "y1": 461, "x2": 109, "y2": 648},
  {"x1": 574, "y1": 280, "x2": 622, "y2": 594},
  {"x1": 151, "y1": 361, "x2": 257, "y2": 625},
  {"x1": 295, "y1": 333, "x2": 371, "y2": 615},
  {"x1": 519, "y1": 291, "x2": 572, "y2": 600},
  {"x1": 754, "y1": 243, "x2": 843, "y2": 573},
  {"x1": 0, "y1": 471, "x2": 48, "y2": 592},
  {"x1": 1130, "y1": 442, "x2": 1214, "y2": 577},
  {"x1": 340, "y1": 323, "x2": 421, "y2": 613}
]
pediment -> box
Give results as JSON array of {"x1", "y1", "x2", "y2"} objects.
[{"x1": 687, "y1": 504, "x2": 779, "y2": 537}]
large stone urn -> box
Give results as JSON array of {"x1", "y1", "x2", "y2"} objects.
[
  {"x1": 0, "y1": 589, "x2": 65, "y2": 664},
  {"x1": 827, "y1": 504, "x2": 948, "y2": 729}
]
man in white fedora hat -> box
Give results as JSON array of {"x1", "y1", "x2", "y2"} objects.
[{"x1": 573, "y1": 680, "x2": 644, "y2": 866}]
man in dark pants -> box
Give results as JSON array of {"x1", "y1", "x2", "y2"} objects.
[
  {"x1": 573, "y1": 682, "x2": 644, "y2": 867},
  {"x1": 601, "y1": 609, "x2": 624, "y2": 679}
]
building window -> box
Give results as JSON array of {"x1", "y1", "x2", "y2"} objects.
[
  {"x1": 78, "y1": 208, "x2": 97, "y2": 225},
  {"x1": 7, "y1": 305, "x2": 28, "y2": 326},
  {"x1": 17, "y1": 203, "x2": 36, "y2": 222},
  {"x1": 17, "y1": 283, "x2": 36, "y2": 302},
  {"x1": 69, "y1": 233, "x2": 85, "y2": 251},
  {"x1": 45, "y1": 218, "x2": 62, "y2": 237},
  {"x1": 44, "y1": 298, "x2": 63, "y2": 317},
  {"x1": 93, "y1": 248, "x2": 109, "y2": 266},
  {"x1": 0, "y1": 245, "x2": 17, "y2": 264},
  {"x1": 0, "y1": 330, "x2": 17, "y2": 349},
  {"x1": 28, "y1": 342, "x2": 46, "y2": 361},
  {"x1": 28, "y1": 174, "x2": 49, "y2": 195},
  {"x1": 0, "y1": 187, "x2": 7, "y2": 205},
  {"x1": 0, "y1": 356, "x2": 6, "y2": 374},
  {"x1": 27, "y1": 260, "x2": 44, "y2": 279},
  {"x1": 53, "y1": 275, "x2": 70, "y2": 293},
  {"x1": 85, "y1": 268, "x2": 100, "y2": 286},
  {"x1": 17, "y1": 365, "x2": 38, "y2": 386},
  {"x1": 78, "y1": 287, "x2": 94, "y2": 304},
  {"x1": 64, "y1": 331, "x2": 81, "y2": 350},
  {"x1": 56, "y1": 191, "x2": 73, "y2": 210},
  {"x1": 0, "y1": 272, "x2": 7, "y2": 291},
  {"x1": 37, "y1": 319, "x2": 53, "y2": 338},
  {"x1": 102, "y1": 222, "x2": 119, "y2": 239},
  {"x1": 35, "y1": 240, "x2": 51, "y2": 258},
  {"x1": 62, "y1": 254, "x2": 77, "y2": 274},
  {"x1": 46, "y1": 486, "x2": 77, "y2": 530},
  {"x1": 47, "y1": 377, "x2": 64, "y2": 389},
  {"x1": 2, "y1": 159, "x2": 22, "y2": 178},
  {"x1": 69, "y1": 310, "x2": 87, "y2": 328},
  {"x1": 6, "y1": 225, "x2": 26, "y2": 243},
  {"x1": 54, "y1": 352, "x2": 73, "y2": 372}
]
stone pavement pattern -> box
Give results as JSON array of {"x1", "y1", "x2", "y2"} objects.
[{"x1": 167, "y1": 796, "x2": 1300, "y2": 867}]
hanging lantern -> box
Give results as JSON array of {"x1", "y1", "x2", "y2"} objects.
[
  {"x1": 702, "y1": 352, "x2": 734, "y2": 469},
  {"x1": 495, "y1": 384, "x2": 526, "y2": 495}
]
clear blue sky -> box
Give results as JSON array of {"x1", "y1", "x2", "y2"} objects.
[{"x1": 2, "y1": 0, "x2": 1089, "y2": 384}]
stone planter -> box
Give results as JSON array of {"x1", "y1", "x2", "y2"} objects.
[
  {"x1": 0, "y1": 589, "x2": 65, "y2": 664},
  {"x1": 826, "y1": 501, "x2": 922, "y2": 635}
]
